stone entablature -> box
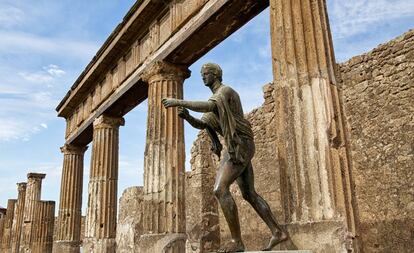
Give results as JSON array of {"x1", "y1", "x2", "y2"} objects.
[
  {"x1": 60, "y1": 0, "x2": 208, "y2": 140},
  {"x1": 56, "y1": 0, "x2": 268, "y2": 146}
]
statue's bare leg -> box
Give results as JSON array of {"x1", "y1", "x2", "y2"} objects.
[
  {"x1": 214, "y1": 154, "x2": 245, "y2": 252},
  {"x1": 236, "y1": 162, "x2": 288, "y2": 251}
]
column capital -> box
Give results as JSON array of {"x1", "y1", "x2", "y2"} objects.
[
  {"x1": 93, "y1": 115, "x2": 125, "y2": 129},
  {"x1": 17, "y1": 182, "x2": 27, "y2": 191},
  {"x1": 27, "y1": 173, "x2": 46, "y2": 180},
  {"x1": 142, "y1": 61, "x2": 190, "y2": 83},
  {"x1": 60, "y1": 144, "x2": 88, "y2": 155}
]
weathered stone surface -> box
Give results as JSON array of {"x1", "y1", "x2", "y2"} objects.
[
  {"x1": 31, "y1": 201, "x2": 55, "y2": 253},
  {"x1": 186, "y1": 131, "x2": 220, "y2": 253},
  {"x1": 0, "y1": 216, "x2": 5, "y2": 244},
  {"x1": 84, "y1": 115, "x2": 124, "y2": 253},
  {"x1": 20, "y1": 173, "x2": 46, "y2": 253},
  {"x1": 54, "y1": 144, "x2": 87, "y2": 253},
  {"x1": 1, "y1": 199, "x2": 17, "y2": 252},
  {"x1": 339, "y1": 29, "x2": 414, "y2": 253},
  {"x1": 116, "y1": 186, "x2": 143, "y2": 253},
  {"x1": 140, "y1": 61, "x2": 189, "y2": 253},
  {"x1": 11, "y1": 182, "x2": 26, "y2": 253}
]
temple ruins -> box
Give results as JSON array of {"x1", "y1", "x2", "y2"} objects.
[{"x1": 0, "y1": 0, "x2": 412, "y2": 252}]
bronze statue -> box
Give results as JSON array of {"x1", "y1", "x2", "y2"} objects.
[{"x1": 162, "y1": 63, "x2": 287, "y2": 252}]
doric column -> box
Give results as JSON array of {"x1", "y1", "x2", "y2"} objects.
[
  {"x1": 270, "y1": 0, "x2": 357, "y2": 250},
  {"x1": 31, "y1": 201, "x2": 55, "y2": 253},
  {"x1": 54, "y1": 144, "x2": 87, "y2": 253},
  {"x1": 11, "y1": 182, "x2": 27, "y2": 253},
  {"x1": 1, "y1": 199, "x2": 17, "y2": 253},
  {"x1": 140, "y1": 61, "x2": 190, "y2": 253},
  {"x1": 0, "y1": 216, "x2": 5, "y2": 246},
  {"x1": 83, "y1": 115, "x2": 124, "y2": 253},
  {"x1": 20, "y1": 173, "x2": 46, "y2": 253}
]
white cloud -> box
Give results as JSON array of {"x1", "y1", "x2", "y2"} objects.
[
  {"x1": 0, "y1": 31, "x2": 98, "y2": 61},
  {"x1": 0, "y1": 118, "x2": 41, "y2": 141},
  {"x1": 19, "y1": 72, "x2": 54, "y2": 84},
  {"x1": 0, "y1": 90, "x2": 59, "y2": 141},
  {"x1": 19, "y1": 65, "x2": 66, "y2": 84},
  {"x1": 45, "y1": 64, "x2": 65, "y2": 77},
  {"x1": 330, "y1": 0, "x2": 414, "y2": 38},
  {"x1": 0, "y1": 5, "x2": 25, "y2": 28}
]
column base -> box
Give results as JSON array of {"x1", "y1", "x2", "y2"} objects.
[
  {"x1": 82, "y1": 238, "x2": 116, "y2": 253},
  {"x1": 53, "y1": 240, "x2": 81, "y2": 253},
  {"x1": 277, "y1": 220, "x2": 352, "y2": 253},
  {"x1": 139, "y1": 233, "x2": 186, "y2": 253}
]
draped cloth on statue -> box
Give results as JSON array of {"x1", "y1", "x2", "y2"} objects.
[{"x1": 201, "y1": 85, "x2": 254, "y2": 165}]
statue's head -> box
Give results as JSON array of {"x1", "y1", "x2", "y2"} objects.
[{"x1": 201, "y1": 63, "x2": 222, "y2": 86}]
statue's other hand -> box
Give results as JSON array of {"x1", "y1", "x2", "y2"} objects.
[
  {"x1": 162, "y1": 98, "x2": 179, "y2": 108},
  {"x1": 177, "y1": 107, "x2": 189, "y2": 118}
]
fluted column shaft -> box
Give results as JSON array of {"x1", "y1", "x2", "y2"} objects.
[
  {"x1": 11, "y1": 183, "x2": 27, "y2": 253},
  {"x1": 84, "y1": 115, "x2": 124, "y2": 253},
  {"x1": 270, "y1": 0, "x2": 356, "y2": 232},
  {"x1": 54, "y1": 144, "x2": 87, "y2": 253},
  {"x1": 140, "y1": 61, "x2": 189, "y2": 253},
  {"x1": 0, "y1": 216, "x2": 5, "y2": 245},
  {"x1": 1, "y1": 199, "x2": 17, "y2": 252},
  {"x1": 31, "y1": 201, "x2": 55, "y2": 253},
  {"x1": 20, "y1": 173, "x2": 45, "y2": 253}
]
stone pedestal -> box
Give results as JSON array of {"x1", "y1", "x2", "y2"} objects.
[
  {"x1": 20, "y1": 173, "x2": 46, "y2": 253},
  {"x1": 1, "y1": 199, "x2": 17, "y2": 253},
  {"x1": 11, "y1": 182, "x2": 26, "y2": 253},
  {"x1": 31, "y1": 201, "x2": 55, "y2": 253},
  {"x1": 270, "y1": 0, "x2": 357, "y2": 252},
  {"x1": 140, "y1": 61, "x2": 190, "y2": 253},
  {"x1": 84, "y1": 115, "x2": 124, "y2": 253},
  {"x1": 54, "y1": 144, "x2": 87, "y2": 253}
]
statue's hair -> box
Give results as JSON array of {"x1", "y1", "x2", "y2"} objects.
[{"x1": 201, "y1": 63, "x2": 222, "y2": 81}]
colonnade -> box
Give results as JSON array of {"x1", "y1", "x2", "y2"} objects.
[
  {"x1": 0, "y1": 174, "x2": 55, "y2": 253},
  {"x1": 53, "y1": 61, "x2": 189, "y2": 253},
  {"x1": 1, "y1": 1, "x2": 357, "y2": 252}
]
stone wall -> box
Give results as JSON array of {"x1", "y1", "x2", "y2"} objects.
[
  {"x1": 185, "y1": 131, "x2": 220, "y2": 253},
  {"x1": 338, "y1": 29, "x2": 414, "y2": 252},
  {"x1": 116, "y1": 186, "x2": 143, "y2": 253}
]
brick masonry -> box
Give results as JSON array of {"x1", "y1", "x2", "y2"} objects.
[{"x1": 338, "y1": 29, "x2": 414, "y2": 252}]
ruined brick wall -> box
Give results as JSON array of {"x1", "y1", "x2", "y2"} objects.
[
  {"x1": 185, "y1": 132, "x2": 220, "y2": 253},
  {"x1": 339, "y1": 29, "x2": 414, "y2": 252},
  {"x1": 187, "y1": 84, "x2": 283, "y2": 251},
  {"x1": 116, "y1": 186, "x2": 143, "y2": 253}
]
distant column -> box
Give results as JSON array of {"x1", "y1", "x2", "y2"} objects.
[
  {"x1": 11, "y1": 182, "x2": 27, "y2": 253},
  {"x1": 1, "y1": 199, "x2": 17, "y2": 253},
  {"x1": 31, "y1": 201, "x2": 55, "y2": 253},
  {"x1": 20, "y1": 173, "x2": 46, "y2": 253},
  {"x1": 0, "y1": 215, "x2": 5, "y2": 246},
  {"x1": 83, "y1": 115, "x2": 124, "y2": 253},
  {"x1": 140, "y1": 61, "x2": 189, "y2": 253},
  {"x1": 54, "y1": 144, "x2": 87, "y2": 253}
]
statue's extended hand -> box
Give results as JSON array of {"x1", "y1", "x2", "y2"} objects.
[
  {"x1": 162, "y1": 98, "x2": 180, "y2": 108},
  {"x1": 178, "y1": 107, "x2": 189, "y2": 119}
]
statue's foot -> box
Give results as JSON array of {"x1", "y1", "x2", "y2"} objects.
[
  {"x1": 217, "y1": 240, "x2": 245, "y2": 252},
  {"x1": 262, "y1": 230, "x2": 288, "y2": 251}
]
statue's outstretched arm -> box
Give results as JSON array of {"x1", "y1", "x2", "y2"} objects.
[
  {"x1": 162, "y1": 98, "x2": 216, "y2": 113},
  {"x1": 178, "y1": 107, "x2": 207, "y2": 130}
]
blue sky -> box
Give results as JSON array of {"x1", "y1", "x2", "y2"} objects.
[{"x1": 0, "y1": 0, "x2": 413, "y2": 212}]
